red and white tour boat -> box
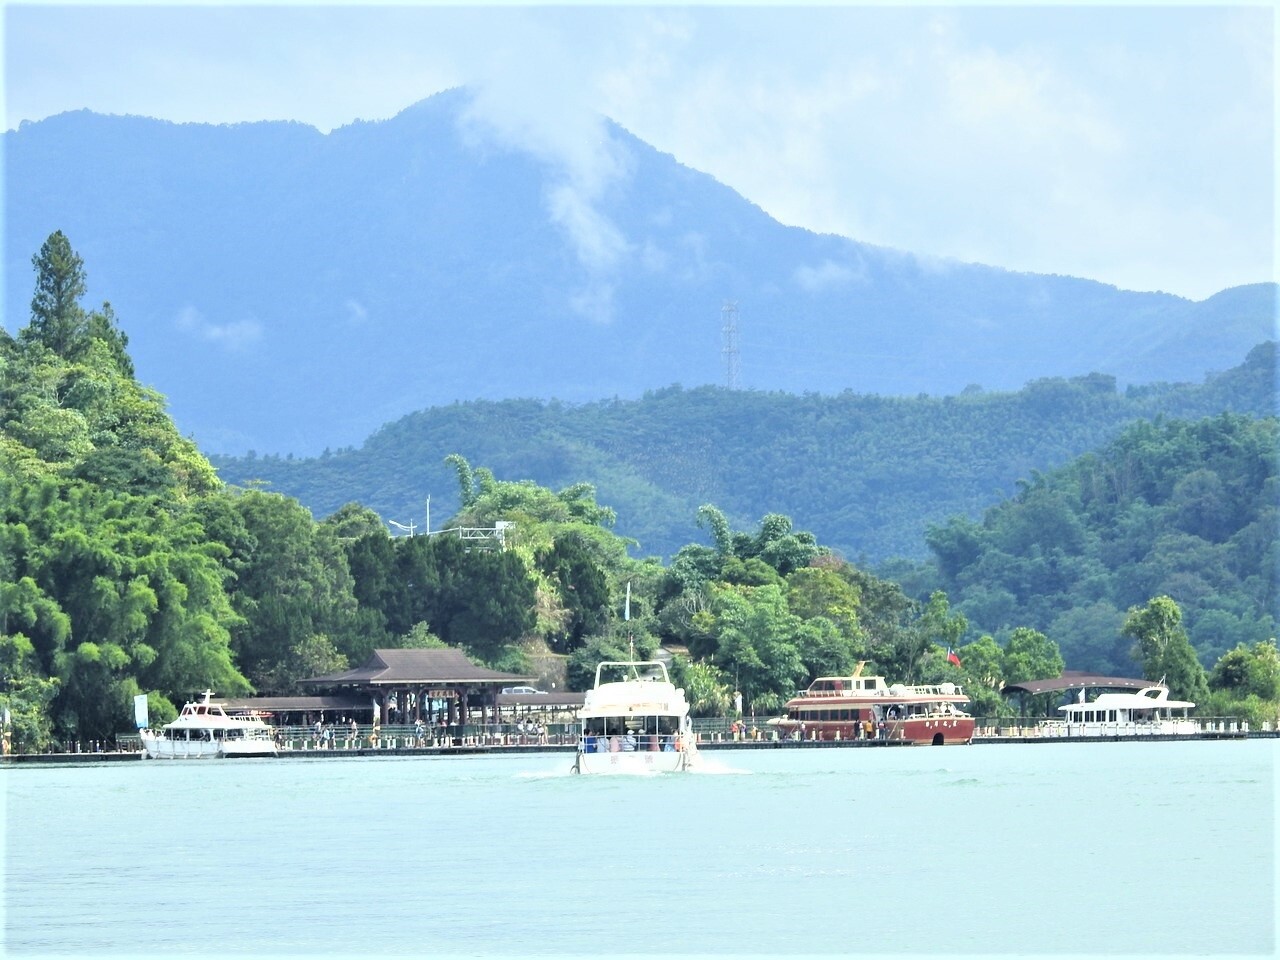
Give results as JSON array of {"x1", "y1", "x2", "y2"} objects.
[{"x1": 769, "y1": 663, "x2": 975, "y2": 745}]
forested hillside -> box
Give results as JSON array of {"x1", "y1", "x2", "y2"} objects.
[
  {"x1": 4, "y1": 234, "x2": 1038, "y2": 748},
  {"x1": 4, "y1": 234, "x2": 1276, "y2": 752},
  {"x1": 912, "y1": 414, "x2": 1278, "y2": 674},
  {"x1": 212, "y1": 341, "x2": 1276, "y2": 562}
]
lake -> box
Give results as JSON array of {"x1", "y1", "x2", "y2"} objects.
[{"x1": 4, "y1": 740, "x2": 1275, "y2": 959}]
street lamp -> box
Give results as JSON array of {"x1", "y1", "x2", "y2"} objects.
[{"x1": 388, "y1": 519, "x2": 416, "y2": 537}]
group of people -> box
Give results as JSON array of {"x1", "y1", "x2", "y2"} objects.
[{"x1": 582, "y1": 731, "x2": 681, "y2": 753}]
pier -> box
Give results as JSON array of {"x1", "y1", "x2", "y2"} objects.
[{"x1": 3, "y1": 717, "x2": 1275, "y2": 764}]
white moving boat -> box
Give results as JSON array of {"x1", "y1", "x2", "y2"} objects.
[
  {"x1": 1040, "y1": 683, "x2": 1197, "y2": 737},
  {"x1": 140, "y1": 691, "x2": 278, "y2": 759},
  {"x1": 572, "y1": 660, "x2": 697, "y2": 774}
]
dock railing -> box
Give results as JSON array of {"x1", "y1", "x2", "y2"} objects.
[
  {"x1": 75, "y1": 716, "x2": 1280, "y2": 758},
  {"x1": 972, "y1": 716, "x2": 1261, "y2": 737}
]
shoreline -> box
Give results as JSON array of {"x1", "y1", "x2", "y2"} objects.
[{"x1": 4, "y1": 727, "x2": 1275, "y2": 764}]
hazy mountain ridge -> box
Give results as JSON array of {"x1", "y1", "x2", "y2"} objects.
[{"x1": 6, "y1": 89, "x2": 1275, "y2": 455}]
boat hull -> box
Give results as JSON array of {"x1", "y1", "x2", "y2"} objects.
[
  {"x1": 771, "y1": 716, "x2": 975, "y2": 745},
  {"x1": 573, "y1": 748, "x2": 693, "y2": 774},
  {"x1": 140, "y1": 732, "x2": 277, "y2": 759},
  {"x1": 1040, "y1": 719, "x2": 1199, "y2": 738},
  {"x1": 892, "y1": 716, "x2": 975, "y2": 745}
]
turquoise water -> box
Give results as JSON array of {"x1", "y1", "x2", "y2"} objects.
[{"x1": 4, "y1": 740, "x2": 1275, "y2": 959}]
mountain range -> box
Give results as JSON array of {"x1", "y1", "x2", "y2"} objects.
[{"x1": 5, "y1": 87, "x2": 1275, "y2": 456}]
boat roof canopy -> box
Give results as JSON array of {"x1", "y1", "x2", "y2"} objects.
[{"x1": 1002, "y1": 671, "x2": 1152, "y2": 697}]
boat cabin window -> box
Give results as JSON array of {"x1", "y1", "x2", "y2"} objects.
[
  {"x1": 791, "y1": 708, "x2": 862, "y2": 722},
  {"x1": 583, "y1": 716, "x2": 679, "y2": 737}
]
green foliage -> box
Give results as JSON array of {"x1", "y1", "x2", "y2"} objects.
[
  {"x1": 211, "y1": 344, "x2": 1277, "y2": 565},
  {"x1": 1122, "y1": 596, "x2": 1210, "y2": 703},
  {"x1": 921, "y1": 414, "x2": 1278, "y2": 674},
  {"x1": 1002, "y1": 627, "x2": 1065, "y2": 686},
  {"x1": 20, "y1": 230, "x2": 89, "y2": 358},
  {"x1": 536, "y1": 531, "x2": 611, "y2": 654},
  {"x1": 0, "y1": 632, "x2": 61, "y2": 751},
  {"x1": 398, "y1": 622, "x2": 448, "y2": 649},
  {"x1": 1208, "y1": 639, "x2": 1280, "y2": 701},
  {"x1": 1198, "y1": 689, "x2": 1280, "y2": 727},
  {"x1": 0, "y1": 464, "x2": 251, "y2": 741},
  {"x1": 668, "y1": 655, "x2": 732, "y2": 717},
  {"x1": 321, "y1": 502, "x2": 386, "y2": 540}
]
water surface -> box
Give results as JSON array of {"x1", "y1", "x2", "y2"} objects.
[{"x1": 4, "y1": 740, "x2": 1275, "y2": 958}]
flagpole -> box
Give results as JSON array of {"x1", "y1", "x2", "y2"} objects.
[{"x1": 625, "y1": 581, "x2": 634, "y2": 661}]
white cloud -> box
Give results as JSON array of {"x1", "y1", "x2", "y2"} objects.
[
  {"x1": 546, "y1": 184, "x2": 630, "y2": 274},
  {"x1": 793, "y1": 258, "x2": 868, "y2": 293},
  {"x1": 452, "y1": 10, "x2": 641, "y2": 314},
  {"x1": 175, "y1": 305, "x2": 262, "y2": 350}
]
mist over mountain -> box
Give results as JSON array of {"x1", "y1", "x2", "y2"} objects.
[{"x1": 5, "y1": 88, "x2": 1275, "y2": 455}]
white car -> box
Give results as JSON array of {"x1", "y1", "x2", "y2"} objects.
[{"x1": 501, "y1": 685, "x2": 545, "y2": 695}]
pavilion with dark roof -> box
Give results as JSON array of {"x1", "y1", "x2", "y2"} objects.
[{"x1": 299, "y1": 648, "x2": 537, "y2": 726}]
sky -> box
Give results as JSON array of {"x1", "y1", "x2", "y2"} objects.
[{"x1": 3, "y1": 1, "x2": 1275, "y2": 302}]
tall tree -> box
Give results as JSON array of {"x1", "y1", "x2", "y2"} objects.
[
  {"x1": 21, "y1": 231, "x2": 89, "y2": 358},
  {"x1": 1122, "y1": 596, "x2": 1209, "y2": 702}
]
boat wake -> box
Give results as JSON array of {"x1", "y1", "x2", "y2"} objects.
[{"x1": 690, "y1": 755, "x2": 751, "y2": 775}]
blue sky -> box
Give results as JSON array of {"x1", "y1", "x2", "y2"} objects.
[{"x1": 3, "y1": 2, "x2": 1275, "y2": 301}]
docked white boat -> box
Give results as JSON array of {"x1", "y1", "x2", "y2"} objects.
[
  {"x1": 572, "y1": 660, "x2": 697, "y2": 774},
  {"x1": 140, "y1": 691, "x2": 278, "y2": 759},
  {"x1": 1040, "y1": 683, "x2": 1198, "y2": 738}
]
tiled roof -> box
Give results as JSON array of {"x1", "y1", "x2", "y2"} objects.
[{"x1": 301, "y1": 648, "x2": 534, "y2": 686}]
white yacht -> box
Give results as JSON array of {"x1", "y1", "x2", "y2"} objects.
[
  {"x1": 572, "y1": 661, "x2": 697, "y2": 774},
  {"x1": 1040, "y1": 683, "x2": 1198, "y2": 737},
  {"x1": 140, "y1": 691, "x2": 278, "y2": 759}
]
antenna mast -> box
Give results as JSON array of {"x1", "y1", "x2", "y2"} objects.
[{"x1": 721, "y1": 300, "x2": 740, "y2": 390}]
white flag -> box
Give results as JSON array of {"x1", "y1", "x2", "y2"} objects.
[
  {"x1": 624, "y1": 581, "x2": 631, "y2": 621},
  {"x1": 133, "y1": 693, "x2": 149, "y2": 729}
]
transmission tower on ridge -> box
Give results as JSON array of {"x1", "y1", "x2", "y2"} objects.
[{"x1": 721, "y1": 300, "x2": 740, "y2": 390}]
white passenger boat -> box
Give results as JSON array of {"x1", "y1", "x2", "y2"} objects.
[
  {"x1": 1039, "y1": 683, "x2": 1197, "y2": 737},
  {"x1": 140, "y1": 691, "x2": 278, "y2": 759},
  {"x1": 571, "y1": 660, "x2": 697, "y2": 774}
]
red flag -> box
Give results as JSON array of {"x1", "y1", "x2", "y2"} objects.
[{"x1": 947, "y1": 648, "x2": 962, "y2": 667}]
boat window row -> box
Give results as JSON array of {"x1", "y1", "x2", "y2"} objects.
[
  {"x1": 583, "y1": 716, "x2": 681, "y2": 736},
  {"x1": 580, "y1": 716, "x2": 683, "y2": 753},
  {"x1": 1070, "y1": 710, "x2": 1121, "y2": 723},
  {"x1": 786, "y1": 708, "x2": 867, "y2": 722},
  {"x1": 160, "y1": 728, "x2": 259, "y2": 740}
]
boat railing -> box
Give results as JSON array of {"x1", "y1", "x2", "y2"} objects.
[
  {"x1": 592, "y1": 660, "x2": 671, "y2": 688},
  {"x1": 972, "y1": 716, "x2": 1255, "y2": 737},
  {"x1": 797, "y1": 683, "x2": 964, "y2": 699},
  {"x1": 800, "y1": 688, "x2": 863, "y2": 698},
  {"x1": 577, "y1": 733, "x2": 684, "y2": 753},
  {"x1": 266, "y1": 721, "x2": 585, "y2": 751}
]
